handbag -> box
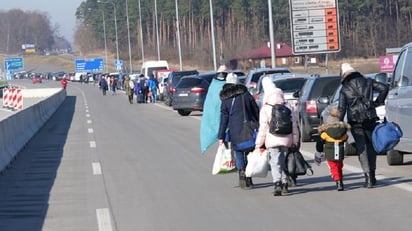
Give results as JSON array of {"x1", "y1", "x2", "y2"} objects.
[
  {"x1": 212, "y1": 144, "x2": 236, "y2": 175},
  {"x1": 245, "y1": 149, "x2": 269, "y2": 178},
  {"x1": 235, "y1": 95, "x2": 258, "y2": 152}
]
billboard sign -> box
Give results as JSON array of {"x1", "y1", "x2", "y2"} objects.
[
  {"x1": 75, "y1": 58, "x2": 104, "y2": 72},
  {"x1": 4, "y1": 57, "x2": 24, "y2": 71},
  {"x1": 289, "y1": 0, "x2": 341, "y2": 54}
]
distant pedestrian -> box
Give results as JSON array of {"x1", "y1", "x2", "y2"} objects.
[
  {"x1": 316, "y1": 108, "x2": 351, "y2": 191},
  {"x1": 337, "y1": 63, "x2": 389, "y2": 188},
  {"x1": 99, "y1": 77, "x2": 108, "y2": 96},
  {"x1": 60, "y1": 76, "x2": 68, "y2": 89},
  {"x1": 124, "y1": 76, "x2": 134, "y2": 104},
  {"x1": 110, "y1": 76, "x2": 117, "y2": 95}
]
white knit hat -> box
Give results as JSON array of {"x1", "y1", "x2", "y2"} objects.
[
  {"x1": 226, "y1": 73, "x2": 238, "y2": 84},
  {"x1": 217, "y1": 65, "x2": 228, "y2": 73},
  {"x1": 341, "y1": 63, "x2": 356, "y2": 78}
]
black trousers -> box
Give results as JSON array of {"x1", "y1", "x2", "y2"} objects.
[{"x1": 351, "y1": 121, "x2": 377, "y2": 173}]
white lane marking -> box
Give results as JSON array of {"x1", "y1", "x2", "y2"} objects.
[
  {"x1": 90, "y1": 141, "x2": 96, "y2": 148},
  {"x1": 300, "y1": 150, "x2": 412, "y2": 192},
  {"x1": 86, "y1": 114, "x2": 91, "y2": 117},
  {"x1": 92, "y1": 162, "x2": 102, "y2": 175},
  {"x1": 88, "y1": 128, "x2": 94, "y2": 134},
  {"x1": 87, "y1": 120, "x2": 92, "y2": 124},
  {"x1": 96, "y1": 208, "x2": 113, "y2": 231},
  {"x1": 86, "y1": 109, "x2": 89, "y2": 113}
]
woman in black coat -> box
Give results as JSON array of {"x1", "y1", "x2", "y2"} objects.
[{"x1": 218, "y1": 73, "x2": 260, "y2": 189}]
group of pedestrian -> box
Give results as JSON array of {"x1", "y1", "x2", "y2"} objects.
[{"x1": 210, "y1": 62, "x2": 388, "y2": 196}]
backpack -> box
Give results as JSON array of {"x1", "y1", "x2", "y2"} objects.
[
  {"x1": 268, "y1": 103, "x2": 293, "y2": 135},
  {"x1": 372, "y1": 118, "x2": 403, "y2": 154},
  {"x1": 349, "y1": 78, "x2": 377, "y2": 123}
]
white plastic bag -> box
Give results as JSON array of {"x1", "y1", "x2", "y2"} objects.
[
  {"x1": 212, "y1": 144, "x2": 236, "y2": 175},
  {"x1": 245, "y1": 149, "x2": 269, "y2": 178}
]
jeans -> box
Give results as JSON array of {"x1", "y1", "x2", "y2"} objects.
[
  {"x1": 268, "y1": 147, "x2": 287, "y2": 183},
  {"x1": 233, "y1": 150, "x2": 247, "y2": 170}
]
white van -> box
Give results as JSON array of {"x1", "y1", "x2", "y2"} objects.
[
  {"x1": 385, "y1": 42, "x2": 412, "y2": 165},
  {"x1": 141, "y1": 60, "x2": 169, "y2": 78}
]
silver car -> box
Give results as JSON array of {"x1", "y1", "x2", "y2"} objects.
[{"x1": 385, "y1": 42, "x2": 412, "y2": 165}]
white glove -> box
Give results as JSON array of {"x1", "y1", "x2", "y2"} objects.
[{"x1": 314, "y1": 152, "x2": 325, "y2": 166}]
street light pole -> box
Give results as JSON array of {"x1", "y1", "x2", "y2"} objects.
[
  {"x1": 98, "y1": 0, "x2": 120, "y2": 71},
  {"x1": 154, "y1": 0, "x2": 160, "y2": 60},
  {"x1": 268, "y1": 0, "x2": 276, "y2": 68},
  {"x1": 175, "y1": 0, "x2": 182, "y2": 70},
  {"x1": 102, "y1": 10, "x2": 108, "y2": 72},
  {"x1": 209, "y1": 0, "x2": 217, "y2": 70},
  {"x1": 138, "y1": 0, "x2": 145, "y2": 63},
  {"x1": 126, "y1": 0, "x2": 133, "y2": 72}
]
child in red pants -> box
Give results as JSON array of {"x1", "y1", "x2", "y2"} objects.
[{"x1": 315, "y1": 108, "x2": 351, "y2": 191}]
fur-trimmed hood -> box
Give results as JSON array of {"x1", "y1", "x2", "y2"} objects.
[
  {"x1": 219, "y1": 84, "x2": 248, "y2": 100},
  {"x1": 318, "y1": 121, "x2": 351, "y2": 140}
]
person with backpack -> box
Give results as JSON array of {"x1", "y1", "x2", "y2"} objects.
[
  {"x1": 337, "y1": 63, "x2": 389, "y2": 188},
  {"x1": 217, "y1": 72, "x2": 260, "y2": 190},
  {"x1": 255, "y1": 77, "x2": 299, "y2": 196},
  {"x1": 315, "y1": 108, "x2": 351, "y2": 191}
]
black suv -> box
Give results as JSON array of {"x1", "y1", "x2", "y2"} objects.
[
  {"x1": 164, "y1": 70, "x2": 199, "y2": 106},
  {"x1": 294, "y1": 74, "x2": 341, "y2": 142}
]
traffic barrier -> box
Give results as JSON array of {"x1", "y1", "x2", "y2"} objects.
[{"x1": 14, "y1": 88, "x2": 23, "y2": 110}]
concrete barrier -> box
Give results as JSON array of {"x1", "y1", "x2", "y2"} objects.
[{"x1": 0, "y1": 88, "x2": 66, "y2": 172}]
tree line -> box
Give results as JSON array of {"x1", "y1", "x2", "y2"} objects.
[{"x1": 0, "y1": 9, "x2": 70, "y2": 55}]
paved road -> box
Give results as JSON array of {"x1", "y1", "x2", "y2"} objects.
[{"x1": 0, "y1": 81, "x2": 411, "y2": 231}]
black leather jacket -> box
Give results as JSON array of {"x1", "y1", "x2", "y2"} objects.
[{"x1": 338, "y1": 72, "x2": 389, "y2": 125}]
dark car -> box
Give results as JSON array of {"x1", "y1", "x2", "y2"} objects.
[
  {"x1": 294, "y1": 74, "x2": 341, "y2": 142},
  {"x1": 172, "y1": 73, "x2": 213, "y2": 116},
  {"x1": 164, "y1": 70, "x2": 199, "y2": 106}
]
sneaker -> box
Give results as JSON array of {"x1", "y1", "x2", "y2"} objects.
[
  {"x1": 282, "y1": 182, "x2": 289, "y2": 195},
  {"x1": 273, "y1": 182, "x2": 282, "y2": 196}
]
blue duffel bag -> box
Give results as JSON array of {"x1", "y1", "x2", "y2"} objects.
[{"x1": 372, "y1": 118, "x2": 403, "y2": 154}]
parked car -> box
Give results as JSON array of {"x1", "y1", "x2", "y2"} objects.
[
  {"x1": 385, "y1": 42, "x2": 412, "y2": 165},
  {"x1": 294, "y1": 74, "x2": 342, "y2": 142},
  {"x1": 244, "y1": 67, "x2": 291, "y2": 91},
  {"x1": 252, "y1": 73, "x2": 312, "y2": 108},
  {"x1": 32, "y1": 74, "x2": 42, "y2": 84},
  {"x1": 172, "y1": 74, "x2": 211, "y2": 116},
  {"x1": 164, "y1": 70, "x2": 199, "y2": 106}
]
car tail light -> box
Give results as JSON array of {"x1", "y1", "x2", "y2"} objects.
[
  {"x1": 305, "y1": 100, "x2": 317, "y2": 114},
  {"x1": 191, "y1": 87, "x2": 206, "y2": 93},
  {"x1": 171, "y1": 88, "x2": 176, "y2": 94}
]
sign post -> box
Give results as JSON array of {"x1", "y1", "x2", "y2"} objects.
[{"x1": 289, "y1": 0, "x2": 340, "y2": 55}]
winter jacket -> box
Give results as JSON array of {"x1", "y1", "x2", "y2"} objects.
[
  {"x1": 124, "y1": 78, "x2": 133, "y2": 96},
  {"x1": 217, "y1": 84, "x2": 260, "y2": 150},
  {"x1": 254, "y1": 87, "x2": 299, "y2": 149},
  {"x1": 316, "y1": 121, "x2": 350, "y2": 161},
  {"x1": 338, "y1": 72, "x2": 388, "y2": 126}
]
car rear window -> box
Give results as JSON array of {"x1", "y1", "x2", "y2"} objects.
[
  {"x1": 251, "y1": 69, "x2": 290, "y2": 83},
  {"x1": 171, "y1": 71, "x2": 199, "y2": 85},
  {"x1": 272, "y1": 79, "x2": 307, "y2": 93},
  {"x1": 309, "y1": 77, "x2": 341, "y2": 99},
  {"x1": 176, "y1": 78, "x2": 203, "y2": 88}
]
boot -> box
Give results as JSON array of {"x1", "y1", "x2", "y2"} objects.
[
  {"x1": 245, "y1": 177, "x2": 253, "y2": 189},
  {"x1": 364, "y1": 173, "x2": 373, "y2": 188},
  {"x1": 336, "y1": 180, "x2": 344, "y2": 191},
  {"x1": 370, "y1": 171, "x2": 377, "y2": 186},
  {"x1": 239, "y1": 170, "x2": 247, "y2": 189},
  {"x1": 273, "y1": 181, "x2": 282, "y2": 196}
]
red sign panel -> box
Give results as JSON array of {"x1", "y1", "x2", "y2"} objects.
[{"x1": 379, "y1": 55, "x2": 398, "y2": 73}]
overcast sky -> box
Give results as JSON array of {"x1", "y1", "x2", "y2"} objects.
[{"x1": 2, "y1": 0, "x2": 84, "y2": 44}]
